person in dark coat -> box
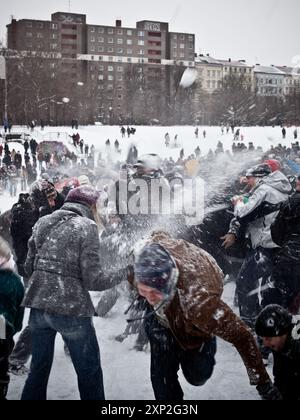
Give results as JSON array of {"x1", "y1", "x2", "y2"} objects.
[
  {"x1": 10, "y1": 193, "x2": 39, "y2": 278},
  {"x1": 131, "y1": 231, "x2": 279, "y2": 401},
  {"x1": 21, "y1": 186, "x2": 127, "y2": 400},
  {"x1": 23, "y1": 140, "x2": 29, "y2": 155},
  {"x1": 0, "y1": 237, "x2": 24, "y2": 400},
  {"x1": 270, "y1": 175, "x2": 300, "y2": 313},
  {"x1": 255, "y1": 305, "x2": 300, "y2": 400}
]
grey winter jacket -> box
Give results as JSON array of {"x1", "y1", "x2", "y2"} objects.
[
  {"x1": 231, "y1": 171, "x2": 292, "y2": 249},
  {"x1": 22, "y1": 202, "x2": 126, "y2": 317}
]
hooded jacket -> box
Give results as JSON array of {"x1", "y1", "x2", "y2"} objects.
[
  {"x1": 23, "y1": 202, "x2": 126, "y2": 317},
  {"x1": 233, "y1": 171, "x2": 291, "y2": 249},
  {"x1": 140, "y1": 231, "x2": 270, "y2": 386}
]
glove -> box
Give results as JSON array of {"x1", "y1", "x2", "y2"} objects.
[{"x1": 256, "y1": 381, "x2": 283, "y2": 401}]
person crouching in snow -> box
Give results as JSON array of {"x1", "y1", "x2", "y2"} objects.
[
  {"x1": 131, "y1": 231, "x2": 281, "y2": 401},
  {"x1": 0, "y1": 236, "x2": 24, "y2": 400},
  {"x1": 255, "y1": 305, "x2": 300, "y2": 400}
]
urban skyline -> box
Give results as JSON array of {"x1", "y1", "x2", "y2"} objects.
[{"x1": 0, "y1": 0, "x2": 299, "y2": 67}]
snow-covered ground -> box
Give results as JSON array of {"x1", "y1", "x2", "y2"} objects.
[{"x1": 1, "y1": 124, "x2": 287, "y2": 400}]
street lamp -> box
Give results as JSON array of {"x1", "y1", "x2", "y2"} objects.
[{"x1": 108, "y1": 106, "x2": 113, "y2": 125}]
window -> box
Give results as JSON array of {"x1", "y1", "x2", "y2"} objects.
[
  {"x1": 138, "y1": 31, "x2": 145, "y2": 37},
  {"x1": 50, "y1": 43, "x2": 58, "y2": 49},
  {"x1": 98, "y1": 74, "x2": 104, "y2": 80},
  {"x1": 127, "y1": 58, "x2": 132, "y2": 62},
  {"x1": 117, "y1": 39, "x2": 123, "y2": 44},
  {"x1": 180, "y1": 53, "x2": 185, "y2": 58},
  {"x1": 138, "y1": 50, "x2": 144, "y2": 55},
  {"x1": 117, "y1": 66, "x2": 123, "y2": 72},
  {"x1": 27, "y1": 22, "x2": 32, "y2": 28},
  {"x1": 180, "y1": 44, "x2": 185, "y2": 49},
  {"x1": 117, "y1": 76, "x2": 123, "y2": 81},
  {"x1": 207, "y1": 70, "x2": 211, "y2": 77},
  {"x1": 188, "y1": 35, "x2": 193, "y2": 41},
  {"x1": 99, "y1": 65, "x2": 104, "y2": 70},
  {"x1": 189, "y1": 44, "x2": 193, "y2": 49},
  {"x1": 127, "y1": 30, "x2": 133, "y2": 36},
  {"x1": 98, "y1": 37, "x2": 104, "y2": 43},
  {"x1": 51, "y1": 23, "x2": 58, "y2": 30},
  {"x1": 98, "y1": 27, "x2": 104, "y2": 33},
  {"x1": 117, "y1": 29, "x2": 123, "y2": 35},
  {"x1": 62, "y1": 34, "x2": 77, "y2": 40},
  {"x1": 108, "y1": 66, "x2": 114, "y2": 71},
  {"x1": 91, "y1": 37, "x2": 95, "y2": 42},
  {"x1": 90, "y1": 46, "x2": 95, "y2": 52},
  {"x1": 180, "y1": 35, "x2": 185, "y2": 40},
  {"x1": 108, "y1": 56, "x2": 114, "y2": 61},
  {"x1": 173, "y1": 52, "x2": 177, "y2": 58},
  {"x1": 117, "y1": 48, "x2": 123, "y2": 53},
  {"x1": 117, "y1": 86, "x2": 123, "y2": 90},
  {"x1": 212, "y1": 71, "x2": 216, "y2": 77},
  {"x1": 108, "y1": 38, "x2": 114, "y2": 43},
  {"x1": 38, "y1": 23, "x2": 44, "y2": 29},
  {"x1": 127, "y1": 39, "x2": 133, "y2": 45},
  {"x1": 108, "y1": 28, "x2": 114, "y2": 34},
  {"x1": 108, "y1": 47, "x2": 114, "y2": 53},
  {"x1": 207, "y1": 81, "x2": 211, "y2": 88},
  {"x1": 127, "y1": 49, "x2": 133, "y2": 54},
  {"x1": 98, "y1": 46, "x2": 104, "y2": 52},
  {"x1": 108, "y1": 75, "x2": 114, "y2": 81},
  {"x1": 51, "y1": 33, "x2": 58, "y2": 39},
  {"x1": 138, "y1": 40, "x2": 145, "y2": 46},
  {"x1": 91, "y1": 27, "x2": 95, "y2": 32},
  {"x1": 118, "y1": 94, "x2": 123, "y2": 99},
  {"x1": 99, "y1": 56, "x2": 103, "y2": 61},
  {"x1": 26, "y1": 32, "x2": 33, "y2": 38},
  {"x1": 26, "y1": 42, "x2": 32, "y2": 48},
  {"x1": 37, "y1": 33, "x2": 44, "y2": 38},
  {"x1": 108, "y1": 84, "x2": 114, "y2": 89},
  {"x1": 173, "y1": 35, "x2": 177, "y2": 39},
  {"x1": 173, "y1": 44, "x2": 177, "y2": 49}
]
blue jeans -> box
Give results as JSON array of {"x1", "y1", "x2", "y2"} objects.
[
  {"x1": 21, "y1": 309, "x2": 105, "y2": 400},
  {"x1": 145, "y1": 313, "x2": 216, "y2": 401}
]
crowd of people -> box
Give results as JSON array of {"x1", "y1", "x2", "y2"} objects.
[{"x1": 0, "y1": 123, "x2": 299, "y2": 401}]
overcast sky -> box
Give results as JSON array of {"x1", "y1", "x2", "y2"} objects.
[{"x1": 0, "y1": 0, "x2": 299, "y2": 66}]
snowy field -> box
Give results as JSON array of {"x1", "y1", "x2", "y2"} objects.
[{"x1": 1, "y1": 124, "x2": 290, "y2": 400}]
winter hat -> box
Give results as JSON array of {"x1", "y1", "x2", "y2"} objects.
[
  {"x1": 246, "y1": 164, "x2": 272, "y2": 178},
  {"x1": 78, "y1": 175, "x2": 91, "y2": 186},
  {"x1": 255, "y1": 305, "x2": 293, "y2": 338},
  {"x1": 65, "y1": 186, "x2": 101, "y2": 208},
  {"x1": 264, "y1": 159, "x2": 281, "y2": 173},
  {"x1": 134, "y1": 243, "x2": 179, "y2": 296}
]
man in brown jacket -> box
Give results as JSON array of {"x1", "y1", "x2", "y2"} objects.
[{"x1": 133, "y1": 231, "x2": 281, "y2": 400}]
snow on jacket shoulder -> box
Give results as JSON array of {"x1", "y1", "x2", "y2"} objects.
[
  {"x1": 234, "y1": 171, "x2": 291, "y2": 249},
  {"x1": 23, "y1": 202, "x2": 126, "y2": 317},
  {"x1": 146, "y1": 231, "x2": 270, "y2": 386}
]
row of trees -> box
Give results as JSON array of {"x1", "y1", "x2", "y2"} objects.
[{"x1": 1, "y1": 51, "x2": 299, "y2": 126}]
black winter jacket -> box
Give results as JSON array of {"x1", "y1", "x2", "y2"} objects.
[{"x1": 271, "y1": 191, "x2": 300, "y2": 262}]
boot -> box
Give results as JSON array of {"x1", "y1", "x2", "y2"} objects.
[{"x1": 0, "y1": 377, "x2": 9, "y2": 400}]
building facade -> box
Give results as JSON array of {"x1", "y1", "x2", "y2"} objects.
[{"x1": 5, "y1": 12, "x2": 195, "y2": 124}]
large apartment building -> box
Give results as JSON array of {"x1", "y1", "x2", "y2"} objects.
[{"x1": 5, "y1": 12, "x2": 195, "y2": 123}]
